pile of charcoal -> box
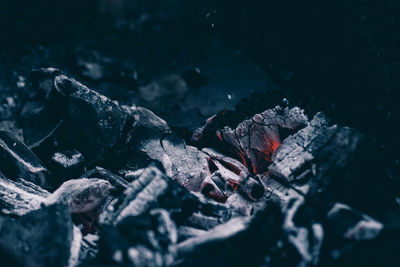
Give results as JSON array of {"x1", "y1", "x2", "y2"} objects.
[{"x1": 0, "y1": 68, "x2": 398, "y2": 266}]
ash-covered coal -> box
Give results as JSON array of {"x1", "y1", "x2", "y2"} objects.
[{"x1": 0, "y1": 69, "x2": 398, "y2": 267}]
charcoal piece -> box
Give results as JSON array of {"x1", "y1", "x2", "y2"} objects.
[
  {"x1": 20, "y1": 68, "x2": 65, "y2": 149},
  {"x1": 217, "y1": 106, "x2": 308, "y2": 174},
  {"x1": 200, "y1": 175, "x2": 227, "y2": 202},
  {"x1": 0, "y1": 173, "x2": 47, "y2": 217},
  {"x1": 238, "y1": 176, "x2": 265, "y2": 201},
  {"x1": 69, "y1": 225, "x2": 83, "y2": 267},
  {"x1": 97, "y1": 208, "x2": 177, "y2": 266},
  {"x1": 191, "y1": 192, "x2": 232, "y2": 221},
  {"x1": 100, "y1": 167, "x2": 198, "y2": 226},
  {"x1": 176, "y1": 202, "x2": 283, "y2": 267},
  {"x1": 78, "y1": 234, "x2": 100, "y2": 265},
  {"x1": 224, "y1": 193, "x2": 254, "y2": 217},
  {"x1": 14, "y1": 178, "x2": 51, "y2": 198},
  {"x1": 202, "y1": 147, "x2": 250, "y2": 176},
  {"x1": 20, "y1": 68, "x2": 132, "y2": 166},
  {"x1": 122, "y1": 106, "x2": 210, "y2": 192},
  {"x1": 268, "y1": 112, "x2": 365, "y2": 195},
  {"x1": 0, "y1": 174, "x2": 110, "y2": 217},
  {"x1": 282, "y1": 196, "x2": 324, "y2": 266},
  {"x1": 47, "y1": 178, "x2": 112, "y2": 214},
  {"x1": 0, "y1": 130, "x2": 50, "y2": 189},
  {"x1": 85, "y1": 166, "x2": 129, "y2": 194},
  {"x1": 49, "y1": 150, "x2": 85, "y2": 187},
  {"x1": 0, "y1": 203, "x2": 73, "y2": 267},
  {"x1": 327, "y1": 203, "x2": 383, "y2": 241},
  {"x1": 258, "y1": 173, "x2": 303, "y2": 206}
]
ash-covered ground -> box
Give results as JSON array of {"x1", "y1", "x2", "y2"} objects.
[{"x1": 0, "y1": 1, "x2": 399, "y2": 266}]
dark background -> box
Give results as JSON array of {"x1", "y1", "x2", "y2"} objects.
[{"x1": 0, "y1": 0, "x2": 399, "y2": 185}]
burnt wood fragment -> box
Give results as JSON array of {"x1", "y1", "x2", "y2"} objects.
[
  {"x1": 0, "y1": 203, "x2": 73, "y2": 267},
  {"x1": 100, "y1": 167, "x2": 198, "y2": 226},
  {"x1": 0, "y1": 130, "x2": 51, "y2": 189},
  {"x1": 268, "y1": 112, "x2": 365, "y2": 196},
  {"x1": 20, "y1": 68, "x2": 133, "y2": 166},
  {"x1": 122, "y1": 106, "x2": 210, "y2": 192},
  {"x1": 0, "y1": 173, "x2": 47, "y2": 217},
  {"x1": 85, "y1": 166, "x2": 129, "y2": 194}
]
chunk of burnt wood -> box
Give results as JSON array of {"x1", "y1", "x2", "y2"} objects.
[
  {"x1": 268, "y1": 112, "x2": 365, "y2": 196},
  {"x1": 0, "y1": 173, "x2": 47, "y2": 217},
  {"x1": 327, "y1": 203, "x2": 383, "y2": 241},
  {"x1": 19, "y1": 68, "x2": 65, "y2": 149},
  {"x1": 192, "y1": 106, "x2": 308, "y2": 175},
  {"x1": 48, "y1": 150, "x2": 86, "y2": 187},
  {"x1": 99, "y1": 167, "x2": 198, "y2": 226},
  {"x1": 0, "y1": 175, "x2": 111, "y2": 217},
  {"x1": 20, "y1": 68, "x2": 133, "y2": 166},
  {"x1": 85, "y1": 166, "x2": 129, "y2": 194},
  {"x1": 47, "y1": 178, "x2": 112, "y2": 214},
  {"x1": 97, "y1": 208, "x2": 177, "y2": 266},
  {"x1": 0, "y1": 203, "x2": 73, "y2": 267},
  {"x1": 217, "y1": 106, "x2": 308, "y2": 174},
  {"x1": 281, "y1": 196, "x2": 324, "y2": 266},
  {"x1": 121, "y1": 106, "x2": 210, "y2": 192},
  {"x1": 0, "y1": 130, "x2": 50, "y2": 189},
  {"x1": 176, "y1": 202, "x2": 283, "y2": 267}
]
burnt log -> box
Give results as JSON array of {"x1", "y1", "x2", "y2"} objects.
[{"x1": 97, "y1": 208, "x2": 177, "y2": 266}]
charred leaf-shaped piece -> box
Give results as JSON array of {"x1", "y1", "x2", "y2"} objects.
[
  {"x1": 0, "y1": 130, "x2": 50, "y2": 189},
  {"x1": 0, "y1": 203, "x2": 73, "y2": 267}
]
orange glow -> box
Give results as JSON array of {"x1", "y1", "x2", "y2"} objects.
[
  {"x1": 238, "y1": 153, "x2": 248, "y2": 168},
  {"x1": 229, "y1": 181, "x2": 239, "y2": 191}
]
